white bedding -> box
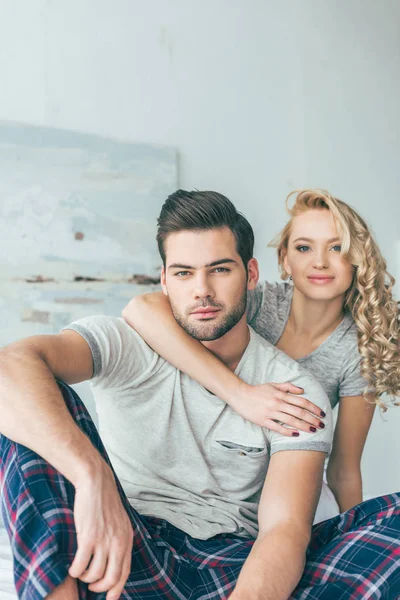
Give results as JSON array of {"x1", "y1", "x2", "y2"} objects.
[{"x1": 0, "y1": 524, "x2": 17, "y2": 599}]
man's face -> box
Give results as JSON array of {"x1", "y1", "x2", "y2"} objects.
[{"x1": 161, "y1": 227, "x2": 258, "y2": 341}]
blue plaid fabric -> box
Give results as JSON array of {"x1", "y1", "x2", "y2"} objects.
[{"x1": 1, "y1": 381, "x2": 399, "y2": 599}]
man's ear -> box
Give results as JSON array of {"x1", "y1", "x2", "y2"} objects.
[
  {"x1": 247, "y1": 258, "x2": 259, "y2": 290},
  {"x1": 161, "y1": 266, "x2": 168, "y2": 296}
]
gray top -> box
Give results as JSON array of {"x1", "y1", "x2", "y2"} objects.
[
  {"x1": 246, "y1": 281, "x2": 368, "y2": 408},
  {"x1": 65, "y1": 316, "x2": 332, "y2": 540}
]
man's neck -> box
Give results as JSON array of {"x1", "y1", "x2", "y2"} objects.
[{"x1": 202, "y1": 316, "x2": 250, "y2": 372}]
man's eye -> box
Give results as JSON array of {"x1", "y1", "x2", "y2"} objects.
[
  {"x1": 296, "y1": 245, "x2": 310, "y2": 252},
  {"x1": 175, "y1": 271, "x2": 191, "y2": 277},
  {"x1": 331, "y1": 245, "x2": 342, "y2": 252},
  {"x1": 212, "y1": 267, "x2": 229, "y2": 273}
]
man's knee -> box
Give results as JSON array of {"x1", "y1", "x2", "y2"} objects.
[{"x1": 46, "y1": 575, "x2": 79, "y2": 600}]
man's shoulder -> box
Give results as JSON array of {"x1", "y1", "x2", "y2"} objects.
[
  {"x1": 66, "y1": 314, "x2": 144, "y2": 339},
  {"x1": 246, "y1": 327, "x2": 330, "y2": 410},
  {"x1": 64, "y1": 314, "x2": 162, "y2": 361},
  {"x1": 247, "y1": 326, "x2": 302, "y2": 374},
  {"x1": 64, "y1": 314, "x2": 174, "y2": 387}
]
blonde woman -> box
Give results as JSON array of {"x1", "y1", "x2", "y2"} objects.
[{"x1": 122, "y1": 189, "x2": 400, "y2": 514}]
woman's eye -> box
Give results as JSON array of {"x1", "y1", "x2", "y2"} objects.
[
  {"x1": 296, "y1": 245, "x2": 310, "y2": 252},
  {"x1": 331, "y1": 245, "x2": 342, "y2": 252}
]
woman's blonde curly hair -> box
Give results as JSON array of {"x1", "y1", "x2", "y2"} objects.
[{"x1": 270, "y1": 189, "x2": 400, "y2": 409}]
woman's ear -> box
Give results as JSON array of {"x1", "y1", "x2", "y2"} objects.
[
  {"x1": 282, "y1": 249, "x2": 291, "y2": 277},
  {"x1": 161, "y1": 267, "x2": 168, "y2": 296},
  {"x1": 247, "y1": 258, "x2": 259, "y2": 290}
]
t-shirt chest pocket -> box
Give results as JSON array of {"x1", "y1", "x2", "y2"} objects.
[{"x1": 210, "y1": 436, "x2": 269, "y2": 496}]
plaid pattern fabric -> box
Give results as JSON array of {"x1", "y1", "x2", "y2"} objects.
[{"x1": 1, "y1": 381, "x2": 399, "y2": 600}]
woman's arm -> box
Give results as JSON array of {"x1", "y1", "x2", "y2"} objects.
[
  {"x1": 122, "y1": 293, "x2": 326, "y2": 434},
  {"x1": 326, "y1": 394, "x2": 376, "y2": 512}
]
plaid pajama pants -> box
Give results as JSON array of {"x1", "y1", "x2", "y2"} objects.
[{"x1": 1, "y1": 381, "x2": 399, "y2": 600}]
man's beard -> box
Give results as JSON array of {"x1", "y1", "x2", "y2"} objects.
[{"x1": 170, "y1": 288, "x2": 247, "y2": 342}]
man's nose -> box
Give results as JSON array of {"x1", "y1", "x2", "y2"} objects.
[{"x1": 194, "y1": 273, "x2": 215, "y2": 299}]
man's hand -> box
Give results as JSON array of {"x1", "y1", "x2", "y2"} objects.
[{"x1": 68, "y1": 460, "x2": 133, "y2": 600}]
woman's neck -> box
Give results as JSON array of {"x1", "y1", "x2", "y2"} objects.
[{"x1": 288, "y1": 287, "x2": 346, "y2": 341}]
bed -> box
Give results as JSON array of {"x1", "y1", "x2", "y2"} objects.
[{"x1": 0, "y1": 522, "x2": 17, "y2": 600}]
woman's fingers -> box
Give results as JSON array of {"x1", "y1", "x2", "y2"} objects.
[
  {"x1": 264, "y1": 419, "x2": 299, "y2": 437},
  {"x1": 277, "y1": 396, "x2": 326, "y2": 428},
  {"x1": 271, "y1": 383, "x2": 326, "y2": 418},
  {"x1": 271, "y1": 382, "x2": 304, "y2": 395},
  {"x1": 273, "y1": 411, "x2": 324, "y2": 433},
  {"x1": 275, "y1": 392, "x2": 326, "y2": 419}
]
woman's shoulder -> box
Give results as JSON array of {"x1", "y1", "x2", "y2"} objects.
[
  {"x1": 263, "y1": 280, "x2": 293, "y2": 301},
  {"x1": 260, "y1": 280, "x2": 293, "y2": 317},
  {"x1": 250, "y1": 279, "x2": 292, "y2": 305},
  {"x1": 247, "y1": 280, "x2": 293, "y2": 343},
  {"x1": 336, "y1": 312, "x2": 360, "y2": 351}
]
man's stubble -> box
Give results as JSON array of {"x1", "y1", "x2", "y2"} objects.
[{"x1": 169, "y1": 286, "x2": 248, "y2": 342}]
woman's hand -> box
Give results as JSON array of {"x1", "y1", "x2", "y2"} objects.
[{"x1": 230, "y1": 382, "x2": 326, "y2": 435}]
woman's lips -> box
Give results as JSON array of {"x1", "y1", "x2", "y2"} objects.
[{"x1": 307, "y1": 276, "x2": 334, "y2": 284}]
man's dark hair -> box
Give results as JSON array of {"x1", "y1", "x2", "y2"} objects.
[{"x1": 157, "y1": 189, "x2": 254, "y2": 267}]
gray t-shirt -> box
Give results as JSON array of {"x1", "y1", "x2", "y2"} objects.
[
  {"x1": 246, "y1": 281, "x2": 368, "y2": 408},
  {"x1": 66, "y1": 316, "x2": 332, "y2": 540}
]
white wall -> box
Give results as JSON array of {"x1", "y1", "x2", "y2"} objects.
[{"x1": 1, "y1": 0, "x2": 399, "y2": 497}]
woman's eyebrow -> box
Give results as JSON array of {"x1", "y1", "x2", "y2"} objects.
[{"x1": 292, "y1": 236, "x2": 340, "y2": 244}]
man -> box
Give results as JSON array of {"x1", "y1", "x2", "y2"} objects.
[{"x1": 0, "y1": 191, "x2": 398, "y2": 600}]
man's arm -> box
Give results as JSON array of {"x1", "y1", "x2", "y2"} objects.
[
  {"x1": 0, "y1": 328, "x2": 134, "y2": 599},
  {"x1": 0, "y1": 330, "x2": 99, "y2": 483},
  {"x1": 231, "y1": 450, "x2": 325, "y2": 600}
]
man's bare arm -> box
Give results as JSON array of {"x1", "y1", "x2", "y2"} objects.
[
  {"x1": 0, "y1": 330, "x2": 134, "y2": 599},
  {"x1": 231, "y1": 450, "x2": 325, "y2": 600},
  {"x1": 0, "y1": 330, "x2": 99, "y2": 484}
]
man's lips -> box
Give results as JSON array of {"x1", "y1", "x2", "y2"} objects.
[{"x1": 191, "y1": 307, "x2": 221, "y2": 317}]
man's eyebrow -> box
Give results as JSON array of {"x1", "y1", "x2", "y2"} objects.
[
  {"x1": 292, "y1": 237, "x2": 340, "y2": 244},
  {"x1": 168, "y1": 258, "x2": 238, "y2": 270}
]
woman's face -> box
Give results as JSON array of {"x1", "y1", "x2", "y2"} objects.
[{"x1": 283, "y1": 208, "x2": 354, "y2": 302}]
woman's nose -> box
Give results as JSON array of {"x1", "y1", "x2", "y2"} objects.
[{"x1": 313, "y1": 250, "x2": 329, "y2": 269}]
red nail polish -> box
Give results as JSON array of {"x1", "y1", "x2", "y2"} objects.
[
  {"x1": 319, "y1": 422, "x2": 325, "y2": 429},
  {"x1": 320, "y1": 411, "x2": 326, "y2": 418},
  {"x1": 310, "y1": 426, "x2": 317, "y2": 432},
  {"x1": 292, "y1": 431, "x2": 300, "y2": 437}
]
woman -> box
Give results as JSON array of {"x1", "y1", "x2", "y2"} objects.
[{"x1": 122, "y1": 189, "x2": 400, "y2": 514}]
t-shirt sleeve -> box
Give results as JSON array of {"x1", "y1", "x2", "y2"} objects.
[
  {"x1": 246, "y1": 281, "x2": 290, "y2": 344},
  {"x1": 246, "y1": 283, "x2": 264, "y2": 324},
  {"x1": 63, "y1": 315, "x2": 158, "y2": 389},
  {"x1": 339, "y1": 352, "x2": 370, "y2": 397},
  {"x1": 268, "y1": 371, "x2": 333, "y2": 456}
]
